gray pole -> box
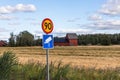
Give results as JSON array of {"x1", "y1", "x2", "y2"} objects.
[{"x1": 46, "y1": 49, "x2": 49, "y2": 80}]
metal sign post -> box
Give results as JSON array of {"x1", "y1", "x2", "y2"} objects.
[
  {"x1": 46, "y1": 49, "x2": 49, "y2": 80},
  {"x1": 41, "y1": 18, "x2": 54, "y2": 80}
]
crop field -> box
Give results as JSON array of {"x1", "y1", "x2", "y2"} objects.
[{"x1": 0, "y1": 46, "x2": 120, "y2": 69}]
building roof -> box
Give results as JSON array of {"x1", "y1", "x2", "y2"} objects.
[
  {"x1": 66, "y1": 33, "x2": 78, "y2": 39},
  {"x1": 54, "y1": 37, "x2": 67, "y2": 43}
]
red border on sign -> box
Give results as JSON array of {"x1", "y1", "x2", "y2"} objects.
[{"x1": 42, "y1": 18, "x2": 54, "y2": 34}]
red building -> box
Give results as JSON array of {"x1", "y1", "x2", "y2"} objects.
[
  {"x1": 54, "y1": 33, "x2": 78, "y2": 46},
  {"x1": 0, "y1": 40, "x2": 7, "y2": 47}
]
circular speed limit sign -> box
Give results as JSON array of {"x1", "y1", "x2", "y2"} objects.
[{"x1": 42, "y1": 18, "x2": 54, "y2": 34}]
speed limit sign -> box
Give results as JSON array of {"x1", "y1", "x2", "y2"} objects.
[
  {"x1": 42, "y1": 18, "x2": 54, "y2": 34},
  {"x1": 41, "y1": 18, "x2": 54, "y2": 80}
]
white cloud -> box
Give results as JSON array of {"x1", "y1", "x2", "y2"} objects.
[
  {"x1": 0, "y1": 15, "x2": 16, "y2": 20},
  {"x1": 15, "y1": 4, "x2": 36, "y2": 12},
  {"x1": 8, "y1": 22, "x2": 21, "y2": 26},
  {"x1": 34, "y1": 28, "x2": 92, "y2": 38},
  {"x1": 30, "y1": 22, "x2": 40, "y2": 25},
  {"x1": 87, "y1": 0, "x2": 120, "y2": 32},
  {"x1": 67, "y1": 17, "x2": 80, "y2": 22},
  {"x1": 99, "y1": 0, "x2": 120, "y2": 15},
  {"x1": 0, "y1": 4, "x2": 36, "y2": 14},
  {"x1": 35, "y1": 28, "x2": 92, "y2": 35},
  {"x1": 53, "y1": 29, "x2": 92, "y2": 34},
  {"x1": 0, "y1": 28, "x2": 8, "y2": 32},
  {"x1": 25, "y1": 18, "x2": 36, "y2": 21},
  {"x1": 88, "y1": 14, "x2": 102, "y2": 21},
  {"x1": 0, "y1": 6, "x2": 14, "y2": 14},
  {"x1": 87, "y1": 19, "x2": 120, "y2": 30},
  {"x1": 0, "y1": 34, "x2": 9, "y2": 40}
]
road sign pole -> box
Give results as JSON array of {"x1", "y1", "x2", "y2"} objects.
[
  {"x1": 46, "y1": 49, "x2": 49, "y2": 80},
  {"x1": 42, "y1": 18, "x2": 54, "y2": 80}
]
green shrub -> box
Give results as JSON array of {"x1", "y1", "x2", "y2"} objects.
[
  {"x1": 53, "y1": 63, "x2": 70, "y2": 80},
  {"x1": 0, "y1": 51, "x2": 17, "y2": 80}
]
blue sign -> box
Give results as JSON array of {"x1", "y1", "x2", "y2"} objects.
[{"x1": 42, "y1": 35, "x2": 54, "y2": 49}]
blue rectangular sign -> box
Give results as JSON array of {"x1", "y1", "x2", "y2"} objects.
[{"x1": 42, "y1": 35, "x2": 54, "y2": 49}]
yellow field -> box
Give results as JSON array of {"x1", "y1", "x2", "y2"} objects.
[{"x1": 0, "y1": 46, "x2": 120, "y2": 69}]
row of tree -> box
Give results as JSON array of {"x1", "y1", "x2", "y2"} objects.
[
  {"x1": 9, "y1": 31, "x2": 42, "y2": 47},
  {"x1": 78, "y1": 34, "x2": 120, "y2": 45},
  {"x1": 9, "y1": 31, "x2": 120, "y2": 46}
]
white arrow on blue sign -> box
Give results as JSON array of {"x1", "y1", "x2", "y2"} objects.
[{"x1": 42, "y1": 35, "x2": 54, "y2": 49}]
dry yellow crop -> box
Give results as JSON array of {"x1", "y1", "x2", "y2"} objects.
[{"x1": 0, "y1": 46, "x2": 120, "y2": 69}]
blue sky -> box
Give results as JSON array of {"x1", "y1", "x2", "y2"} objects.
[{"x1": 0, "y1": 0, "x2": 120, "y2": 40}]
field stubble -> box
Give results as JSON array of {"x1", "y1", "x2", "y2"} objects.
[{"x1": 0, "y1": 46, "x2": 120, "y2": 69}]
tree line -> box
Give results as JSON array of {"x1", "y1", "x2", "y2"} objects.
[
  {"x1": 78, "y1": 34, "x2": 120, "y2": 45},
  {"x1": 8, "y1": 30, "x2": 120, "y2": 46}
]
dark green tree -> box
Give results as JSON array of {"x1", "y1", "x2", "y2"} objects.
[
  {"x1": 9, "y1": 32, "x2": 16, "y2": 47},
  {"x1": 34, "y1": 39, "x2": 42, "y2": 46},
  {"x1": 78, "y1": 34, "x2": 115, "y2": 46},
  {"x1": 100, "y1": 34, "x2": 111, "y2": 45},
  {"x1": 16, "y1": 31, "x2": 34, "y2": 46}
]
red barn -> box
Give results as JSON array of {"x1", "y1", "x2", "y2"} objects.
[
  {"x1": 54, "y1": 37, "x2": 69, "y2": 46},
  {"x1": 0, "y1": 40, "x2": 7, "y2": 47},
  {"x1": 66, "y1": 33, "x2": 78, "y2": 46},
  {"x1": 54, "y1": 33, "x2": 78, "y2": 46}
]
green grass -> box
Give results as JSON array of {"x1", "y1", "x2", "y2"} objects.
[{"x1": 0, "y1": 51, "x2": 120, "y2": 80}]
